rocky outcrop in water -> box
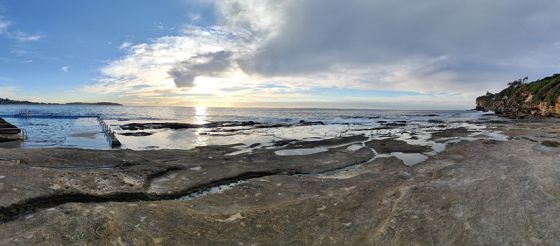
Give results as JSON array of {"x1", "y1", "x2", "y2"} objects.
[
  {"x1": 476, "y1": 74, "x2": 560, "y2": 118},
  {"x1": 120, "y1": 120, "x2": 325, "y2": 131}
]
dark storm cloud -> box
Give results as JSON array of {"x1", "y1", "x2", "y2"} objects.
[{"x1": 169, "y1": 51, "x2": 234, "y2": 87}]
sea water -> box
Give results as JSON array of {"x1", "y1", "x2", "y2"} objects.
[{"x1": 0, "y1": 105, "x2": 506, "y2": 154}]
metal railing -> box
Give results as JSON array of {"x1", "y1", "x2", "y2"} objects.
[
  {"x1": 97, "y1": 116, "x2": 122, "y2": 148},
  {"x1": 20, "y1": 128, "x2": 28, "y2": 140},
  {"x1": 17, "y1": 109, "x2": 32, "y2": 118}
]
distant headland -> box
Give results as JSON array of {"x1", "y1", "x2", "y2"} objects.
[{"x1": 0, "y1": 98, "x2": 122, "y2": 106}]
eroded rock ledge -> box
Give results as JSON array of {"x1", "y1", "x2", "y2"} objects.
[
  {"x1": 0, "y1": 135, "x2": 375, "y2": 222},
  {"x1": 1, "y1": 121, "x2": 560, "y2": 245}
]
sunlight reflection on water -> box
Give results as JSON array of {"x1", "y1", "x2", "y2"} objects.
[{"x1": 194, "y1": 106, "x2": 208, "y2": 146}]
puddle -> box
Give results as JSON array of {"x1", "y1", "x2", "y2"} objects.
[
  {"x1": 49, "y1": 164, "x2": 116, "y2": 170},
  {"x1": 179, "y1": 181, "x2": 246, "y2": 200},
  {"x1": 347, "y1": 144, "x2": 363, "y2": 152},
  {"x1": 274, "y1": 147, "x2": 329, "y2": 156},
  {"x1": 388, "y1": 152, "x2": 428, "y2": 166}
]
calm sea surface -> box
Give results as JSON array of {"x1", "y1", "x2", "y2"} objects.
[{"x1": 0, "y1": 105, "x2": 479, "y2": 123}]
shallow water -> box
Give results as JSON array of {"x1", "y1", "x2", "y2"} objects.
[
  {"x1": 274, "y1": 147, "x2": 329, "y2": 156},
  {"x1": 0, "y1": 105, "x2": 507, "y2": 159},
  {"x1": 384, "y1": 152, "x2": 429, "y2": 166},
  {"x1": 179, "y1": 181, "x2": 247, "y2": 200}
]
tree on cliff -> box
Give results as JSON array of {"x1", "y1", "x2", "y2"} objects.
[{"x1": 508, "y1": 77, "x2": 528, "y2": 88}]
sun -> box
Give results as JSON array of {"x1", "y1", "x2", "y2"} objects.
[{"x1": 189, "y1": 77, "x2": 221, "y2": 94}]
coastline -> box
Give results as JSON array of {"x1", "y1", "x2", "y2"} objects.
[{"x1": 1, "y1": 118, "x2": 559, "y2": 244}]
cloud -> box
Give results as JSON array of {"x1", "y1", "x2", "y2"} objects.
[
  {"x1": 61, "y1": 66, "x2": 69, "y2": 72},
  {"x1": 222, "y1": 0, "x2": 560, "y2": 87},
  {"x1": 12, "y1": 31, "x2": 44, "y2": 42},
  {"x1": 85, "y1": 26, "x2": 247, "y2": 95},
  {"x1": 169, "y1": 51, "x2": 235, "y2": 87},
  {"x1": 189, "y1": 13, "x2": 201, "y2": 22},
  {"x1": 0, "y1": 17, "x2": 10, "y2": 34},
  {"x1": 0, "y1": 16, "x2": 44, "y2": 42},
  {"x1": 88, "y1": 0, "x2": 560, "y2": 108},
  {"x1": 119, "y1": 42, "x2": 132, "y2": 50}
]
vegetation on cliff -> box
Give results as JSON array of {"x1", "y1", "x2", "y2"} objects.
[
  {"x1": 499, "y1": 74, "x2": 560, "y2": 105},
  {"x1": 475, "y1": 92, "x2": 496, "y2": 110},
  {"x1": 476, "y1": 74, "x2": 560, "y2": 118}
]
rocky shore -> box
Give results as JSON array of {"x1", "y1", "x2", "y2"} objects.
[{"x1": 1, "y1": 118, "x2": 560, "y2": 245}]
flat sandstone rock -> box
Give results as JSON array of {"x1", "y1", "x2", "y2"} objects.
[{"x1": 1, "y1": 122, "x2": 560, "y2": 245}]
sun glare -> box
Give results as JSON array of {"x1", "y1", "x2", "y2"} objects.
[{"x1": 194, "y1": 106, "x2": 207, "y2": 124}]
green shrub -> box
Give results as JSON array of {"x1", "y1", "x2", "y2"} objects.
[{"x1": 496, "y1": 74, "x2": 560, "y2": 105}]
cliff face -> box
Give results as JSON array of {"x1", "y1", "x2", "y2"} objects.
[
  {"x1": 475, "y1": 93, "x2": 496, "y2": 111},
  {"x1": 476, "y1": 74, "x2": 560, "y2": 118}
]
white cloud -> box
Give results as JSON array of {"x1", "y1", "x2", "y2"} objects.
[
  {"x1": 12, "y1": 31, "x2": 44, "y2": 42},
  {"x1": 189, "y1": 13, "x2": 201, "y2": 22},
  {"x1": 0, "y1": 17, "x2": 10, "y2": 34},
  {"x1": 0, "y1": 16, "x2": 43, "y2": 42},
  {"x1": 61, "y1": 66, "x2": 69, "y2": 72},
  {"x1": 85, "y1": 0, "x2": 560, "y2": 108},
  {"x1": 84, "y1": 26, "x2": 248, "y2": 95},
  {"x1": 119, "y1": 42, "x2": 132, "y2": 50}
]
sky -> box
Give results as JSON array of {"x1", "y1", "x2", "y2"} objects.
[{"x1": 1, "y1": 0, "x2": 560, "y2": 109}]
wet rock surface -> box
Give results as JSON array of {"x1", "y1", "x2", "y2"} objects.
[
  {"x1": 120, "y1": 120, "x2": 325, "y2": 131},
  {"x1": 281, "y1": 135, "x2": 368, "y2": 149},
  {"x1": 120, "y1": 121, "x2": 260, "y2": 130},
  {"x1": 1, "y1": 121, "x2": 560, "y2": 245},
  {"x1": 365, "y1": 139, "x2": 432, "y2": 154},
  {"x1": 542, "y1": 140, "x2": 560, "y2": 148},
  {"x1": 118, "y1": 131, "x2": 154, "y2": 137},
  {"x1": 429, "y1": 127, "x2": 473, "y2": 140}
]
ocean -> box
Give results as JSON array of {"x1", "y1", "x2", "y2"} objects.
[{"x1": 0, "y1": 105, "x2": 504, "y2": 158}]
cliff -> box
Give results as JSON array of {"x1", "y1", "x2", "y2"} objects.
[
  {"x1": 475, "y1": 92, "x2": 496, "y2": 111},
  {"x1": 476, "y1": 74, "x2": 560, "y2": 118}
]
